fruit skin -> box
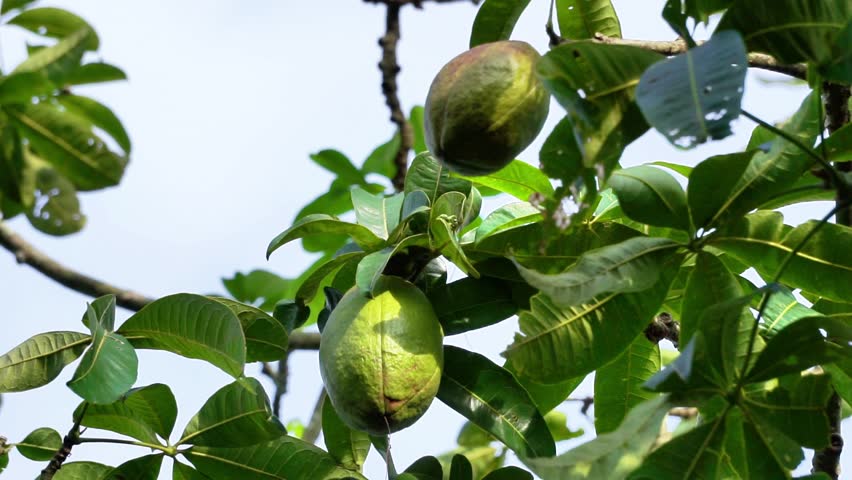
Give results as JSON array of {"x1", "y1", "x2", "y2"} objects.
[
  {"x1": 424, "y1": 40, "x2": 550, "y2": 176},
  {"x1": 319, "y1": 276, "x2": 444, "y2": 435}
]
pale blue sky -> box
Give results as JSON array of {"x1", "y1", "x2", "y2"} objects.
[{"x1": 0, "y1": 1, "x2": 839, "y2": 478}]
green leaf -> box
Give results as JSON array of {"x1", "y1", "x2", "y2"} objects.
[
  {"x1": 438, "y1": 346, "x2": 555, "y2": 458},
  {"x1": 20, "y1": 151, "x2": 86, "y2": 235},
  {"x1": 172, "y1": 462, "x2": 211, "y2": 480},
  {"x1": 539, "y1": 115, "x2": 583, "y2": 183},
  {"x1": 555, "y1": 0, "x2": 622, "y2": 39},
  {"x1": 514, "y1": 374, "x2": 585, "y2": 413},
  {"x1": 322, "y1": 396, "x2": 370, "y2": 472},
  {"x1": 431, "y1": 216, "x2": 479, "y2": 277},
  {"x1": 57, "y1": 94, "x2": 131, "y2": 153},
  {"x1": 537, "y1": 42, "x2": 662, "y2": 172},
  {"x1": 185, "y1": 436, "x2": 367, "y2": 480},
  {"x1": 267, "y1": 213, "x2": 383, "y2": 259},
  {"x1": 724, "y1": 408, "x2": 801, "y2": 477},
  {"x1": 514, "y1": 237, "x2": 680, "y2": 307},
  {"x1": 0, "y1": 0, "x2": 37, "y2": 14},
  {"x1": 13, "y1": 27, "x2": 92, "y2": 85},
  {"x1": 209, "y1": 297, "x2": 289, "y2": 363},
  {"x1": 523, "y1": 395, "x2": 669, "y2": 480},
  {"x1": 8, "y1": 8, "x2": 98, "y2": 50},
  {"x1": 310, "y1": 149, "x2": 366, "y2": 186},
  {"x1": 636, "y1": 31, "x2": 747, "y2": 149},
  {"x1": 545, "y1": 410, "x2": 584, "y2": 441},
  {"x1": 482, "y1": 467, "x2": 533, "y2": 480},
  {"x1": 823, "y1": 120, "x2": 852, "y2": 163},
  {"x1": 470, "y1": 0, "x2": 531, "y2": 48},
  {"x1": 688, "y1": 93, "x2": 820, "y2": 229},
  {"x1": 680, "y1": 252, "x2": 744, "y2": 348},
  {"x1": 742, "y1": 373, "x2": 832, "y2": 449},
  {"x1": 474, "y1": 202, "x2": 541, "y2": 243},
  {"x1": 718, "y1": 0, "x2": 849, "y2": 64},
  {"x1": 0, "y1": 331, "x2": 90, "y2": 392},
  {"x1": 427, "y1": 276, "x2": 522, "y2": 335},
  {"x1": 117, "y1": 294, "x2": 246, "y2": 377},
  {"x1": 74, "y1": 383, "x2": 177, "y2": 443},
  {"x1": 351, "y1": 187, "x2": 403, "y2": 240},
  {"x1": 449, "y1": 454, "x2": 473, "y2": 480},
  {"x1": 746, "y1": 316, "x2": 852, "y2": 382},
  {"x1": 505, "y1": 261, "x2": 677, "y2": 383},
  {"x1": 818, "y1": 17, "x2": 852, "y2": 83},
  {"x1": 64, "y1": 62, "x2": 127, "y2": 85},
  {"x1": 6, "y1": 103, "x2": 127, "y2": 191},
  {"x1": 222, "y1": 269, "x2": 292, "y2": 311},
  {"x1": 404, "y1": 152, "x2": 473, "y2": 204},
  {"x1": 294, "y1": 251, "x2": 365, "y2": 306},
  {"x1": 17, "y1": 427, "x2": 61, "y2": 460},
  {"x1": 594, "y1": 335, "x2": 660, "y2": 434},
  {"x1": 83, "y1": 294, "x2": 117, "y2": 332},
  {"x1": 179, "y1": 377, "x2": 286, "y2": 447},
  {"x1": 67, "y1": 305, "x2": 138, "y2": 404},
  {"x1": 104, "y1": 454, "x2": 163, "y2": 480},
  {"x1": 608, "y1": 166, "x2": 689, "y2": 231},
  {"x1": 455, "y1": 160, "x2": 554, "y2": 201},
  {"x1": 52, "y1": 462, "x2": 113, "y2": 480},
  {"x1": 627, "y1": 413, "x2": 727, "y2": 479},
  {"x1": 710, "y1": 211, "x2": 852, "y2": 303},
  {"x1": 355, "y1": 234, "x2": 429, "y2": 293},
  {"x1": 362, "y1": 134, "x2": 399, "y2": 179},
  {"x1": 762, "y1": 286, "x2": 820, "y2": 339},
  {"x1": 0, "y1": 71, "x2": 53, "y2": 104},
  {"x1": 404, "y1": 456, "x2": 443, "y2": 479}
]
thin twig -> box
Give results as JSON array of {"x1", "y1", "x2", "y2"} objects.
[
  {"x1": 302, "y1": 389, "x2": 327, "y2": 445},
  {"x1": 40, "y1": 404, "x2": 88, "y2": 479},
  {"x1": 377, "y1": 3, "x2": 414, "y2": 191},
  {"x1": 586, "y1": 34, "x2": 807, "y2": 80},
  {"x1": 0, "y1": 222, "x2": 321, "y2": 350}
]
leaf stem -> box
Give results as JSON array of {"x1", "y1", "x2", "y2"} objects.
[{"x1": 77, "y1": 437, "x2": 175, "y2": 455}]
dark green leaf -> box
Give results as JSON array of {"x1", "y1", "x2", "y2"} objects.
[
  {"x1": 172, "y1": 462, "x2": 211, "y2": 480},
  {"x1": 185, "y1": 436, "x2": 367, "y2": 480},
  {"x1": 438, "y1": 346, "x2": 555, "y2": 458},
  {"x1": 209, "y1": 298, "x2": 289, "y2": 363},
  {"x1": 74, "y1": 383, "x2": 177, "y2": 443},
  {"x1": 310, "y1": 149, "x2": 366, "y2": 186},
  {"x1": 818, "y1": 18, "x2": 852, "y2": 83},
  {"x1": 404, "y1": 152, "x2": 472, "y2": 204},
  {"x1": 680, "y1": 252, "x2": 744, "y2": 349},
  {"x1": 514, "y1": 237, "x2": 680, "y2": 307},
  {"x1": 513, "y1": 374, "x2": 584, "y2": 413},
  {"x1": 555, "y1": 0, "x2": 621, "y2": 39},
  {"x1": 295, "y1": 251, "x2": 364, "y2": 306},
  {"x1": 0, "y1": 331, "x2": 89, "y2": 392},
  {"x1": 8, "y1": 8, "x2": 98, "y2": 50},
  {"x1": 179, "y1": 378, "x2": 286, "y2": 447},
  {"x1": 20, "y1": 151, "x2": 86, "y2": 235},
  {"x1": 431, "y1": 215, "x2": 479, "y2": 277},
  {"x1": 594, "y1": 335, "x2": 660, "y2": 434},
  {"x1": 428, "y1": 276, "x2": 521, "y2": 335},
  {"x1": 0, "y1": 71, "x2": 53, "y2": 103},
  {"x1": 718, "y1": 0, "x2": 849, "y2": 64},
  {"x1": 65, "y1": 62, "x2": 127, "y2": 85},
  {"x1": 762, "y1": 286, "x2": 820, "y2": 339},
  {"x1": 470, "y1": 0, "x2": 531, "y2": 48},
  {"x1": 449, "y1": 454, "x2": 473, "y2": 480},
  {"x1": 273, "y1": 300, "x2": 311, "y2": 334},
  {"x1": 636, "y1": 31, "x2": 747, "y2": 148},
  {"x1": 17, "y1": 427, "x2": 61, "y2": 460},
  {"x1": 482, "y1": 467, "x2": 534, "y2": 480},
  {"x1": 82, "y1": 294, "x2": 116, "y2": 332},
  {"x1": 539, "y1": 115, "x2": 583, "y2": 182},
  {"x1": 118, "y1": 294, "x2": 245, "y2": 377},
  {"x1": 362, "y1": 134, "x2": 399, "y2": 179},
  {"x1": 628, "y1": 414, "x2": 727, "y2": 479},
  {"x1": 0, "y1": 0, "x2": 37, "y2": 14},
  {"x1": 222, "y1": 269, "x2": 292, "y2": 311},
  {"x1": 322, "y1": 396, "x2": 370, "y2": 472},
  {"x1": 104, "y1": 454, "x2": 163, "y2": 480},
  {"x1": 404, "y1": 456, "x2": 443, "y2": 479},
  {"x1": 267, "y1": 213, "x2": 383, "y2": 259},
  {"x1": 52, "y1": 462, "x2": 113, "y2": 479},
  {"x1": 474, "y1": 202, "x2": 541, "y2": 243},
  {"x1": 609, "y1": 166, "x2": 689, "y2": 231},
  {"x1": 355, "y1": 233, "x2": 429, "y2": 293}
]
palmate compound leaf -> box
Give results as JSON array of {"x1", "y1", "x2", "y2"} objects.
[
  {"x1": 513, "y1": 236, "x2": 681, "y2": 307},
  {"x1": 117, "y1": 294, "x2": 246, "y2": 378},
  {"x1": 438, "y1": 346, "x2": 556, "y2": 458},
  {"x1": 636, "y1": 30, "x2": 747, "y2": 149},
  {"x1": 0, "y1": 331, "x2": 90, "y2": 392},
  {"x1": 469, "y1": 0, "x2": 531, "y2": 48},
  {"x1": 523, "y1": 395, "x2": 670, "y2": 480},
  {"x1": 185, "y1": 436, "x2": 367, "y2": 480},
  {"x1": 504, "y1": 255, "x2": 679, "y2": 384},
  {"x1": 179, "y1": 377, "x2": 286, "y2": 447}
]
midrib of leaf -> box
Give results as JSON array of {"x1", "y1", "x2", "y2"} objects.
[
  {"x1": 614, "y1": 171, "x2": 679, "y2": 214},
  {"x1": 586, "y1": 79, "x2": 640, "y2": 101},
  {"x1": 178, "y1": 408, "x2": 268, "y2": 445},
  {"x1": 506, "y1": 293, "x2": 618, "y2": 352},
  {"x1": 441, "y1": 374, "x2": 539, "y2": 456},
  {"x1": 187, "y1": 450, "x2": 285, "y2": 478},
  {"x1": 742, "y1": 396, "x2": 823, "y2": 413},
  {"x1": 0, "y1": 336, "x2": 90, "y2": 368},
  {"x1": 120, "y1": 329, "x2": 243, "y2": 368},
  {"x1": 686, "y1": 50, "x2": 708, "y2": 140},
  {"x1": 739, "y1": 407, "x2": 795, "y2": 470},
  {"x1": 712, "y1": 236, "x2": 852, "y2": 271},
  {"x1": 66, "y1": 332, "x2": 108, "y2": 385},
  {"x1": 684, "y1": 414, "x2": 726, "y2": 478},
  {"x1": 764, "y1": 298, "x2": 800, "y2": 332},
  {"x1": 7, "y1": 109, "x2": 112, "y2": 182}
]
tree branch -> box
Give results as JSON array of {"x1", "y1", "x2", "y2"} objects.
[
  {"x1": 377, "y1": 3, "x2": 414, "y2": 191},
  {"x1": 0, "y1": 222, "x2": 320, "y2": 350},
  {"x1": 582, "y1": 34, "x2": 807, "y2": 80}
]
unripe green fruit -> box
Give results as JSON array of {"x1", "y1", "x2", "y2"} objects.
[
  {"x1": 319, "y1": 276, "x2": 444, "y2": 435},
  {"x1": 424, "y1": 40, "x2": 550, "y2": 176}
]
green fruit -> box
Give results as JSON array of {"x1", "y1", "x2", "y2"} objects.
[
  {"x1": 319, "y1": 276, "x2": 444, "y2": 435},
  {"x1": 424, "y1": 40, "x2": 550, "y2": 176}
]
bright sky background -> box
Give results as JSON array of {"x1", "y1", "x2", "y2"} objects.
[{"x1": 0, "y1": 1, "x2": 843, "y2": 478}]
